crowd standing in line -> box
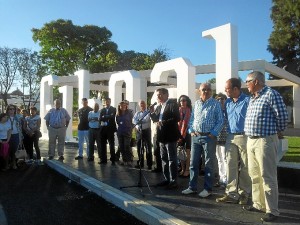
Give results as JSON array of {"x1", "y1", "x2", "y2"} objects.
[{"x1": 0, "y1": 71, "x2": 289, "y2": 223}]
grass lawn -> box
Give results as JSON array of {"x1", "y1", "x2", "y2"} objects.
[{"x1": 282, "y1": 136, "x2": 300, "y2": 163}]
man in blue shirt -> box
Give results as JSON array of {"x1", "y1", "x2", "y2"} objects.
[
  {"x1": 182, "y1": 83, "x2": 224, "y2": 198},
  {"x1": 88, "y1": 103, "x2": 101, "y2": 162},
  {"x1": 132, "y1": 100, "x2": 152, "y2": 170},
  {"x1": 244, "y1": 71, "x2": 288, "y2": 222},
  {"x1": 216, "y1": 78, "x2": 251, "y2": 205}
]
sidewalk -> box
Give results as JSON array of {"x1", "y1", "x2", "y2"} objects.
[{"x1": 39, "y1": 140, "x2": 300, "y2": 225}]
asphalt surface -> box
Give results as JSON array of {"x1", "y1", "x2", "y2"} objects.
[{"x1": 0, "y1": 163, "x2": 145, "y2": 225}]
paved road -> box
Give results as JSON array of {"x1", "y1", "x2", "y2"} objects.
[{"x1": 0, "y1": 163, "x2": 145, "y2": 225}]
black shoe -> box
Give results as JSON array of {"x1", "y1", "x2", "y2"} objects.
[
  {"x1": 75, "y1": 156, "x2": 83, "y2": 160},
  {"x1": 111, "y1": 161, "x2": 115, "y2": 165},
  {"x1": 242, "y1": 206, "x2": 264, "y2": 213},
  {"x1": 261, "y1": 213, "x2": 278, "y2": 222},
  {"x1": 58, "y1": 156, "x2": 64, "y2": 160},
  {"x1": 147, "y1": 166, "x2": 152, "y2": 170},
  {"x1": 151, "y1": 168, "x2": 162, "y2": 173},
  {"x1": 98, "y1": 161, "x2": 107, "y2": 164},
  {"x1": 155, "y1": 181, "x2": 169, "y2": 187},
  {"x1": 48, "y1": 156, "x2": 54, "y2": 160},
  {"x1": 165, "y1": 182, "x2": 178, "y2": 190},
  {"x1": 87, "y1": 158, "x2": 94, "y2": 162}
]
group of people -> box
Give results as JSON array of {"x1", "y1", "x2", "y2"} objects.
[
  {"x1": 0, "y1": 105, "x2": 42, "y2": 171},
  {"x1": 40, "y1": 71, "x2": 288, "y2": 223},
  {"x1": 151, "y1": 71, "x2": 287, "y2": 223}
]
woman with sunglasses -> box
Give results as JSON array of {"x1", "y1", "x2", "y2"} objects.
[
  {"x1": 177, "y1": 95, "x2": 192, "y2": 177},
  {"x1": 6, "y1": 104, "x2": 22, "y2": 169}
]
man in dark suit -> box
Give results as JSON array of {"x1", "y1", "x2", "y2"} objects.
[
  {"x1": 99, "y1": 98, "x2": 117, "y2": 165},
  {"x1": 150, "y1": 88, "x2": 180, "y2": 189}
]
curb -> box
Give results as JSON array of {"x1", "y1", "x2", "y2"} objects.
[{"x1": 45, "y1": 160, "x2": 189, "y2": 225}]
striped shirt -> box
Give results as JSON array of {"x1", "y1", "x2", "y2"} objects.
[
  {"x1": 132, "y1": 110, "x2": 151, "y2": 130},
  {"x1": 245, "y1": 86, "x2": 288, "y2": 136},
  {"x1": 188, "y1": 97, "x2": 224, "y2": 136}
]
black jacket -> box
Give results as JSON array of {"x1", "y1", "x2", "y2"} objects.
[
  {"x1": 99, "y1": 106, "x2": 117, "y2": 134},
  {"x1": 150, "y1": 99, "x2": 180, "y2": 143}
]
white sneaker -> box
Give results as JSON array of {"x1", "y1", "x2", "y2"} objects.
[
  {"x1": 198, "y1": 189, "x2": 211, "y2": 198},
  {"x1": 182, "y1": 188, "x2": 197, "y2": 195}
]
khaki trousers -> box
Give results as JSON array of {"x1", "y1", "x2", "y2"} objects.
[
  {"x1": 247, "y1": 134, "x2": 279, "y2": 216},
  {"x1": 48, "y1": 126, "x2": 67, "y2": 157},
  {"x1": 225, "y1": 134, "x2": 251, "y2": 199}
]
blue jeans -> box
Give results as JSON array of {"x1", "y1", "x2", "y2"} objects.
[
  {"x1": 189, "y1": 135, "x2": 216, "y2": 191},
  {"x1": 78, "y1": 130, "x2": 89, "y2": 157}
]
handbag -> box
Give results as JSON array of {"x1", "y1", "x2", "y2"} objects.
[
  {"x1": 177, "y1": 145, "x2": 187, "y2": 161},
  {"x1": 0, "y1": 142, "x2": 9, "y2": 158},
  {"x1": 15, "y1": 144, "x2": 27, "y2": 159},
  {"x1": 35, "y1": 130, "x2": 42, "y2": 138}
]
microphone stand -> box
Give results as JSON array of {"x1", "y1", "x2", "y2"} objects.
[{"x1": 120, "y1": 109, "x2": 152, "y2": 196}]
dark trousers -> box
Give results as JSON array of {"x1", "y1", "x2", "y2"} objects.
[
  {"x1": 100, "y1": 130, "x2": 115, "y2": 162},
  {"x1": 153, "y1": 138, "x2": 162, "y2": 171},
  {"x1": 89, "y1": 128, "x2": 101, "y2": 158},
  {"x1": 27, "y1": 134, "x2": 41, "y2": 160},
  {"x1": 136, "y1": 128, "x2": 152, "y2": 168}
]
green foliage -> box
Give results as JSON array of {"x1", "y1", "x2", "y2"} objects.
[
  {"x1": 282, "y1": 136, "x2": 300, "y2": 162},
  {"x1": 268, "y1": 0, "x2": 300, "y2": 76},
  {"x1": 114, "y1": 47, "x2": 170, "y2": 71},
  {"x1": 32, "y1": 19, "x2": 119, "y2": 76}
]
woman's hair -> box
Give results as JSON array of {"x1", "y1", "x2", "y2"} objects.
[
  {"x1": 6, "y1": 104, "x2": 16, "y2": 115},
  {"x1": 30, "y1": 107, "x2": 37, "y2": 112},
  {"x1": 0, "y1": 113, "x2": 7, "y2": 121},
  {"x1": 117, "y1": 101, "x2": 128, "y2": 116},
  {"x1": 177, "y1": 95, "x2": 192, "y2": 110}
]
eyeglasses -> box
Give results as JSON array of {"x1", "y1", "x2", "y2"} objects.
[
  {"x1": 245, "y1": 79, "x2": 254, "y2": 83},
  {"x1": 201, "y1": 88, "x2": 211, "y2": 92}
]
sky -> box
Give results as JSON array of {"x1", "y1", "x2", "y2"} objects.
[{"x1": 0, "y1": 0, "x2": 273, "y2": 83}]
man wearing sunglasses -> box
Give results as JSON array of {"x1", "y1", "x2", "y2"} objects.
[
  {"x1": 244, "y1": 71, "x2": 288, "y2": 222},
  {"x1": 182, "y1": 83, "x2": 224, "y2": 198}
]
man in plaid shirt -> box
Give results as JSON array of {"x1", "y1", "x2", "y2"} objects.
[{"x1": 244, "y1": 71, "x2": 288, "y2": 222}]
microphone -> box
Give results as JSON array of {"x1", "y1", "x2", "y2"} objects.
[{"x1": 149, "y1": 102, "x2": 157, "y2": 109}]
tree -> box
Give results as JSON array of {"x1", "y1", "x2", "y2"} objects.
[
  {"x1": 0, "y1": 47, "x2": 23, "y2": 107},
  {"x1": 32, "y1": 19, "x2": 119, "y2": 76},
  {"x1": 18, "y1": 50, "x2": 45, "y2": 108},
  {"x1": 114, "y1": 47, "x2": 170, "y2": 71},
  {"x1": 268, "y1": 0, "x2": 300, "y2": 77}
]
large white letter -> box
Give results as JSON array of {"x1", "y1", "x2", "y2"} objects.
[{"x1": 202, "y1": 23, "x2": 238, "y2": 93}]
